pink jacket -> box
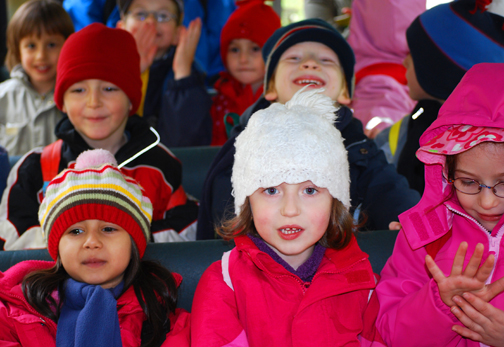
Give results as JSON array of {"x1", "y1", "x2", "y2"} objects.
[
  {"x1": 376, "y1": 63, "x2": 504, "y2": 346},
  {"x1": 191, "y1": 235, "x2": 384, "y2": 347},
  {"x1": 0, "y1": 260, "x2": 190, "y2": 347},
  {"x1": 348, "y1": 0, "x2": 425, "y2": 131}
]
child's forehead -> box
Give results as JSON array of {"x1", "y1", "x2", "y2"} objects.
[
  {"x1": 229, "y1": 38, "x2": 260, "y2": 46},
  {"x1": 128, "y1": 0, "x2": 177, "y2": 11},
  {"x1": 281, "y1": 41, "x2": 339, "y2": 57}
]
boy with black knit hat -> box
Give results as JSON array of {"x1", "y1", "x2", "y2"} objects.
[
  {"x1": 0, "y1": 23, "x2": 199, "y2": 250},
  {"x1": 196, "y1": 18, "x2": 421, "y2": 239},
  {"x1": 376, "y1": 0, "x2": 504, "y2": 195},
  {"x1": 116, "y1": 0, "x2": 212, "y2": 147},
  {"x1": 210, "y1": 0, "x2": 280, "y2": 146}
]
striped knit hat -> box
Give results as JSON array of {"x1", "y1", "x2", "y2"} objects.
[{"x1": 39, "y1": 149, "x2": 153, "y2": 260}]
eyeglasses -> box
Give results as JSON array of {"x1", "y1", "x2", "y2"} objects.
[
  {"x1": 126, "y1": 10, "x2": 178, "y2": 23},
  {"x1": 448, "y1": 177, "x2": 504, "y2": 198}
]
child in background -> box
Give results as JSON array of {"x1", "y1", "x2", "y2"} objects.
[
  {"x1": 0, "y1": 23, "x2": 198, "y2": 250},
  {"x1": 374, "y1": 0, "x2": 504, "y2": 194},
  {"x1": 210, "y1": 0, "x2": 280, "y2": 146},
  {"x1": 192, "y1": 89, "x2": 382, "y2": 346},
  {"x1": 197, "y1": 19, "x2": 420, "y2": 239},
  {"x1": 0, "y1": 149, "x2": 190, "y2": 346},
  {"x1": 0, "y1": 0, "x2": 74, "y2": 156},
  {"x1": 376, "y1": 63, "x2": 504, "y2": 347},
  {"x1": 116, "y1": 0, "x2": 212, "y2": 147}
]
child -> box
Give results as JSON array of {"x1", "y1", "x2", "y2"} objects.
[
  {"x1": 196, "y1": 18, "x2": 421, "y2": 239},
  {"x1": 0, "y1": 149, "x2": 190, "y2": 346},
  {"x1": 0, "y1": 23, "x2": 198, "y2": 250},
  {"x1": 191, "y1": 89, "x2": 382, "y2": 346},
  {"x1": 210, "y1": 0, "x2": 280, "y2": 146},
  {"x1": 116, "y1": 0, "x2": 212, "y2": 147},
  {"x1": 374, "y1": 0, "x2": 504, "y2": 193},
  {"x1": 0, "y1": 0, "x2": 74, "y2": 156},
  {"x1": 376, "y1": 63, "x2": 504, "y2": 347}
]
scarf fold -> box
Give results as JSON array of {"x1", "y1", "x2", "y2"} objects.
[
  {"x1": 249, "y1": 234, "x2": 326, "y2": 282},
  {"x1": 56, "y1": 279, "x2": 124, "y2": 347}
]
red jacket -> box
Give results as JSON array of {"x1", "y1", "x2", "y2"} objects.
[
  {"x1": 210, "y1": 72, "x2": 263, "y2": 146},
  {"x1": 191, "y1": 235, "x2": 384, "y2": 347},
  {"x1": 0, "y1": 260, "x2": 190, "y2": 347}
]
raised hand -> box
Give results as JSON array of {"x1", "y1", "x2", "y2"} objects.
[
  {"x1": 426, "y1": 242, "x2": 499, "y2": 307},
  {"x1": 451, "y1": 292, "x2": 504, "y2": 346},
  {"x1": 173, "y1": 17, "x2": 202, "y2": 80},
  {"x1": 130, "y1": 21, "x2": 158, "y2": 73}
]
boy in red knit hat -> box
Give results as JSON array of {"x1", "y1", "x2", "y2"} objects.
[
  {"x1": 0, "y1": 23, "x2": 199, "y2": 250},
  {"x1": 210, "y1": 0, "x2": 280, "y2": 146}
]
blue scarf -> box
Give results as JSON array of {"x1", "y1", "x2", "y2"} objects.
[{"x1": 56, "y1": 279, "x2": 124, "y2": 347}]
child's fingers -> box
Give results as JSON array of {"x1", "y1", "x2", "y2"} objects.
[
  {"x1": 486, "y1": 275, "x2": 504, "y2": 302},
  {"x1": 474, "y1": 253, "x2": 495, "y2": 285},
  {"x1": 453, "y1": 294, "x2": 490, "y2": 328},
  {"x1": 425, "y1": 254, "x2": 446, "y2": 283},
  {"x1": 451, "y1": 242, "x2": 469, "y2": 276},
  {"x1": 452, "y1": 323, "x2": 483, "y2": 342},
  {"x1": 464, "y1": 243, "x2": 485, "y2": 278}
]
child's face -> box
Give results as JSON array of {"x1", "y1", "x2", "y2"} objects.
[
  {"x1": 117, "y1": 0, "x2": 180, "y2": 58},
  {"x1": 226, "y1": 39, "x2": 265, "y2": 89},
  {"x1": 249, "y1": 180, "x2": 332, "y2": 269},
  {"x1": 62, "y1": 79, "x2": 130, "y2": 147},
  {"x1": 403, "y1": 54, "x2": 432, "y2": 101},
  {"x1": 265, "y1": 41, "x2": 350, "y2": 105},
  {"x1": 58, "y1": 219, "x2": 132, "y2": 288},
  {"x1": 19, "y1": 32, "x2": 65, "y2": 95},
  {"x1": 453, "y1": 143, "x2": 504, "y2": 232}
]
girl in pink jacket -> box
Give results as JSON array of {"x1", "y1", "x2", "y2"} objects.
[
  {"x1": 376, "y1": 63, "x2": 504, "y2": 346},
  {"x1": 0, "y1": 149, "x2": 190, "y2": 347},
  {"x1": 191, "y1": 88, "x2": 383, "y2": 347}
]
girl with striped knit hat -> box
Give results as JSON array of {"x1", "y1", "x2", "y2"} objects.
[{"x1": 0, "y1": 149, "x2": 190, "y2": 347}]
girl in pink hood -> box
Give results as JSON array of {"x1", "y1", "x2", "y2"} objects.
[{"x1": 376, "y1": 63, "x2": 504, "y2": 346}]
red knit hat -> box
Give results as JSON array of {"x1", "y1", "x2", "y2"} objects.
[
  {"x1": 54, "y1": 23, "x2": 142, "y2": 116},
  {"x1": 220, "y1": 0, "x2": 281, "y2": 68}
]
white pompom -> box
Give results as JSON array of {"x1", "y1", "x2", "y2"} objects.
[{"x1": 75, "y1": 149, "x2": 118, "y2": 169}]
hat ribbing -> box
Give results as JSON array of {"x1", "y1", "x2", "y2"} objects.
[
  {"x1": 39, "y1": 149, "x2": 152, "y2": 260},
  {"x1": 232, "y1": 88, "x2": 350, "y2": 214}
]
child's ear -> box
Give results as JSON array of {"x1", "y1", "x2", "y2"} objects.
[
  {"x1": 264, "y1": 90, "x2": 278, "y2": 102},
  {"x1": 116, "y1": 19, "x2": 124, "y2": 29},
  {"x1": 62, "y1": 104, "x2": 67, "y2": 113},
  {"x1": 336, "y1": 88, "x2": 351, "y2": 106}
]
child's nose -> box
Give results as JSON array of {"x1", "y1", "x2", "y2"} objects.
[
  {"x1": 280, "y1": 195, "x2": 301, "y2": 217},
  {"x1": 83, "y1": 231, "x2": 102, "y2": 249},
  {"x1": 87, "y1": 89, "x2": 103, "y2": 108},
  {"x1": 301, "y1": 57, "x2": 320, "y2": 70},
  {"x1": 36, "y1": 47, "x2": 47, "y2": 60},
  {"x1": 479, "y1": 188, "x2": 500, "y2": 210},
  {"x1": 239, "y1": 51, "x2": 248, "y2": 63}
]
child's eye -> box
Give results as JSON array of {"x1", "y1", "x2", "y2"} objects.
[
  {"x1": 70, "y1": 88, "x2": 84, "y2": 93},
  {"x1": 103, "y1": 86, "x2": 118, "y2": 92},
  {"x1": 251, "y1": 45, "x2": 261, "y2": 53},
  {"x1": 228, "y1": 47, "x2": 240, "y2": 54},
  {"x1": 25, "y1": 43, "x2": 36, "y2": 49},
  {"x1": 304, "y1": 187, "x2": 318, "y2": 195},
  {"x1": 460, "y1": 179, "x2": 477, "y2": 186},
  {"x1": 264, "y1": 187, "x2": 279, "y2": 195},
  {"x1": 68, "y1": 228, "x2": 84, "y2": 235},
  {"x1": 47, "y1": 42, "x2": 57, "y2": 48},
  {"x1": 102, "y1": 226, "x2": 117, "y2": 233}
]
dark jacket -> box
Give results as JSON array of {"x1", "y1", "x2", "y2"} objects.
[
  {"x1": 144, "y1": 47, "x2": 213, "y2": 147},
  {"x1": 0, "y1": 115, "x2": 199, "y2": 250},
  {"x1": 396, "y1": 99, "x2": 442, "y2": 195},
  {"x1": 196, "y1": 97, "x2": 421, "y2": 239}
]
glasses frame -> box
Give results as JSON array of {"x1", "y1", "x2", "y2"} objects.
[
  {"x1": 126, "y1": 10, "x2": 178, "y2": 23},
  {"x1": 448, "y1": 177, "x2": 504, "y2": 198}
]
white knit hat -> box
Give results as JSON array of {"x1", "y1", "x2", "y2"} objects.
[{"x1": 232, "y1": 88, "x2": 350, "y2": 214}]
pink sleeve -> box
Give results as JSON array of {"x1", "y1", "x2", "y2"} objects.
[
  {"x1": 376, "y1": 230, "x2": 463, "y2": 346},
  {"x1": 191, "y1": 261, "x2": 248, "y2": 347}
]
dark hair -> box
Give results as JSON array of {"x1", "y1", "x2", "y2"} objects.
[
  {"x1": 5, "y1": 0, "x2": 74, "y2": 71},
  {"x1": 22, "y1": 240, "x2": 177, "y2": 347},
  {"x1": 117, "y1": 0, "x2": 183, "y2": 25},
  {"x1": 217, "y1": 196, "x2": 355, "y2": 250}
]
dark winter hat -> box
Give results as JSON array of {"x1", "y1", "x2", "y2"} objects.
[
  {"x1": 118, "y1": 0, "x2": 184, "y2": 20},
  {"x1": 54, "y1": 23, "x2": 142, "y2": 116},
  {"x1": 220, "y1": 0, "x2": 281, "y2": 68},
  {"x1": 406, "y1": 0, "x2": 504, "y2": 100},
  {"x1": 262, "y1": 18, "x2": 355, "y2": 97}
]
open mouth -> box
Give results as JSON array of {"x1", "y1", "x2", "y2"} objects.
[
  {"x1": 293, "y1": 78, "x2": 325, "y2": 87},
  {"x1": 280, "y1": 227, "x2": 302, "y2": 235}
]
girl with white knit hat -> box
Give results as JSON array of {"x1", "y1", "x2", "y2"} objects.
[
  {"x1": 0, "y1": 149, "x2": 190, "y2": 346},
  {"x1": 191, "y1": 88, "x2": 383, "y2": 347}
]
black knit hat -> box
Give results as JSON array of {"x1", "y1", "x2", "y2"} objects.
[
  {"x1": 406, "y1": 0, "x2": 504, "y2": 100},
  {"x1": 262, "y1": 18, "x2": 355, "y2": 97}
]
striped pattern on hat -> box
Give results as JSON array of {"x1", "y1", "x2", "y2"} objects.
[{"x1": 39, "y1": 164, "x2": 153, "y2": 260}]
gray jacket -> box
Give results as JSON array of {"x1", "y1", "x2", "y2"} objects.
[{"x1": 0, "y1": 65, "x2": 63, "y2": 156}]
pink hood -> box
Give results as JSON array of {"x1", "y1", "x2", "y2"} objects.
[{"x1": 399, "y1": 63, "x2": 504, "y2": 249}]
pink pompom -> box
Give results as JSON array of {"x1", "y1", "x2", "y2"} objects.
[{"x1": 75, "y1": 149, "x2": 118, "y2": 169}]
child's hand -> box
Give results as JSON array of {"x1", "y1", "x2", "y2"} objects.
[
  {"x1": 173, "y1": 17, "x2": 202, "y2": 80},
  {"x1": 451, "y1": 292, "x2": 504, "y2": 346},
  {"x1": 388, "y1": 221, "x2": 401, "y2": 230},
  {"x1": 426, "y1": 242, "x2": 502, "y2": 307},
  {"x1": 130, "y1": 21, "x2": 158, "y2": 73}
]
